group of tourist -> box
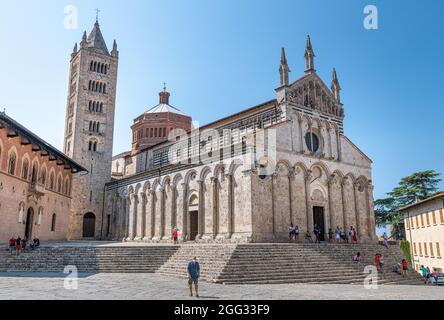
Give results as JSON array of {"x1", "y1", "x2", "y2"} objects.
[
  {"x1": 288, "y1": 224, "x2": 300, "y2": 241},
  {"x1": 333, "y1": 226, "x2": 358, "y2": 243},
  {"x1": 7, "y1": 236, "x2": 40, "y2": 256},
  {"x1": 288, "y1": 224, "x2": 359, "y2": 244},
  {"x1": 420, "y1": 265, "x2": 442, "y2": 284},
  {"x1": 390, "y1": 259, "x2": 409, "y2": 276}
]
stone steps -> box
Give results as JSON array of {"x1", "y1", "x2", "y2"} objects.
[{"x1": 0, "y1": 243, "x2": 423, "y2": 286}]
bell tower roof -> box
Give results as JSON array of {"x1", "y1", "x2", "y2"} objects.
[{"x1": 86, "y1": 21, "x2": 109, "y2": 54}]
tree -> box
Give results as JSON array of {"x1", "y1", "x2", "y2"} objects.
[{"x1": 374, "y1": 170, "x2": 441, "y2": 239}]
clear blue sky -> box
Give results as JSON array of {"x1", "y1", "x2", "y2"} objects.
[{"x1": 0, "y1": 0, "x2": 443, "y2": 202}]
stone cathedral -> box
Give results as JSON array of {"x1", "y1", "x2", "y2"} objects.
[{"x1": 64, "y1": 22, "x2": 377, "y2": 243}]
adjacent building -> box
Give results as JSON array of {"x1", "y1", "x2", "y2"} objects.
[
  {"x1": 402, "y1": 193, "x2": 444, "y2": 273},
  {"x1": 0, "y1": 112, "x2": 86, "y2": 241}
]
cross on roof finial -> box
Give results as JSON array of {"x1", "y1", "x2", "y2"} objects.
[
  {"x1": 96, "y1": 8, "x2": 100, "y2": 23},
  {"x1": 163, "y1": 82, "x2": 167, "y2": 92}
]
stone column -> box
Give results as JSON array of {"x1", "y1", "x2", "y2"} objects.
[
  {"x1": 227, "y1": 173, "x2": 234, "y2": 238},
  {"x1": 149, "y1": 190, "x2": 156, "y2": 239},
  {"x1": 143, "y1": 191, "x2": 152, "y2": 241},
  {"x1": 271, "y1": 173, "x2": 276, "y2": 235},
  {"x1": 298, "y1": 118, "x2": 304, "y2": 153},
  {"x1": 135, "y1": 192, "x2": 146, "y2": 240},
  {"x1": 328, "y1": 176, "x2": 335, "y2": 234},
  {"x1": 127, "y1": 194, "x2": 136, "y2": 241},
  {"x1": 367, "y1": 183, "x2": 377, "y2": 240},
  {"x1": 197, "y1": 180, "x2": 204, "y2": 239},
  {"x1": 153, "y1": 187, "x2": 164, "y2": 241},
  {"x1": 160, "y1": 187, "x2": 166, "y2": 239},
  {"x1": 336, "y1": 128, "x2": 342, "y2": 161},
  {"x1": 341, "y1": 177, "x2": 348, "y2": 231},
  {"x1": 211, "y1": 177, "x2": 218, "y2": 238},
  {"x1": 111, "y1": 194, "x2": 118, "y2": 239},
  {"x1": 304, "y1": 172, "x2": 313, "y2": 234},
  {"x1": 171, "y1": 185, "x2": 177, "y2": 231},
  {"x1": 181, "y1": 183, "x2": 188, "y2": 241},
  {"x1": 327, "y1": 124, "x2": 333, "y2": 159},
  {"x1": 353, "y1": 182, "x2": 363, "y2": 240},
  {"x1": 288, "y1": 169, "x2": 295, "y2": 224}
]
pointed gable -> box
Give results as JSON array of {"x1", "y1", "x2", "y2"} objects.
[
  {"x1": 285, "y1": 72, "x2": 344, "y2": 119},
  {"x1": 86, "y1": 22, "x2": 109, "y2": 54}
]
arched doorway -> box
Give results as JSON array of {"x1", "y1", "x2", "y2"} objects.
[
  {"x1": 188, "y1": 195, "x2": 199, "y2": 241},
  {"x1": 24, "y1": 208, "x2": 34, "y2": 240},
  {"x1": 83, "y1": 212, "x2": 96, "y2": 238}
]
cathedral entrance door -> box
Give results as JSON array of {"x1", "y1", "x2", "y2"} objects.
[
  {"x1": 189, "y1": 211, "x2": 199, "y2": 241},
  {"x1": 313, "y1": 207, "x2": 325, "y2": 241},
  {"x1": 83, "y1": 212, "x2": 96, "y2": 238},
  {"x1": 25, "y1": 208, "x2": 34, "y2": 240}
]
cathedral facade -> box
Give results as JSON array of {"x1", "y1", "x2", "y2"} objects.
[{"x1": 64, "y1": 23, "x2": 377, "y2": 243}]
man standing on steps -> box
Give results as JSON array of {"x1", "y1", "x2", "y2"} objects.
[{"x1": 187, "y1": 256, "x2": 200, "y2": 298}]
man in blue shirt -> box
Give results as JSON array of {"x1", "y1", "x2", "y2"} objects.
[{"x1": 187, "y1": 256, "x2": 200, "y2": 297}]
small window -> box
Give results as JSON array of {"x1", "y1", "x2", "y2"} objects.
[
  {"x1": 21, "y1": 159, "x2": 29, "y2": 180},
  {"x1": 8, "y1": 152, "x2": 17, "y2": 175},
  {"x1": 51, "y1": 214, "x2": 56, "y2": 232},
  {"x1": 437, "y1": 243, "x2": 441, "y2": 258}
]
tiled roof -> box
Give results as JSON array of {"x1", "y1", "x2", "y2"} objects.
[
  {"x1": 145, "y1": 103, "x2": 187, "y2": 116},
  {"x1": 0, "y1": 112, "x2": 87, "y2": 173}
]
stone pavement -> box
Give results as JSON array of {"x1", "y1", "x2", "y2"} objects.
[{"x1": 0, "y1": 273, "x2": 443, "y2": 300}]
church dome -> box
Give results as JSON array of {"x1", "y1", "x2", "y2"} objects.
[{"x1": 131, "y1": 85, "x2": 192, "y2": 154}]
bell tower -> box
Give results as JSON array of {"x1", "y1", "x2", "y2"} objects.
[{"x1": 63, "y1": 19, "x2": 119, "y2": 239}]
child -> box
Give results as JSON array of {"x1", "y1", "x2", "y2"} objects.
[
  {"x1": 379, "y1": 254, "x2": 385, "y2": 272},
  {"x1": 374, "y1": 254, "x2": 380, "y2": 272},
  {"x1": 401, "y1": 259, "x2": 408, "y2": 276}
]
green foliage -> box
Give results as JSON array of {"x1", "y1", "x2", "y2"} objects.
[
  {"x1": 374, "y1": 170, "x2": 441, "y2": 229},
  {"x1": 400, "y1": 240, "x2": 412, "y2": 265}
]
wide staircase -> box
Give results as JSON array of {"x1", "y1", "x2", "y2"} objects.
[
  {"x1": 0, "y1": 246, "x2": 179, "y2": 273},
  {"x1": 0, "y1": 243, "x2": 423, "y2": 285},
  {"x1": 215, "y1": 243, "x2": 423, "y2": 285}
]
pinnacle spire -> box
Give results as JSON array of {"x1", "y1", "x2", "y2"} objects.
[
  {"x1": 331, "y1": 68, "x2": 341, "y2": 103},
  {"x1": 281, "y1": 47, "x2": 287, "y2": 64},
  {"x1": 279, "y1": 47, "x2": 291, "y2": 86},
  {"x1": 304, "y1": 35, "x2": 315, "y2": 73}
]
